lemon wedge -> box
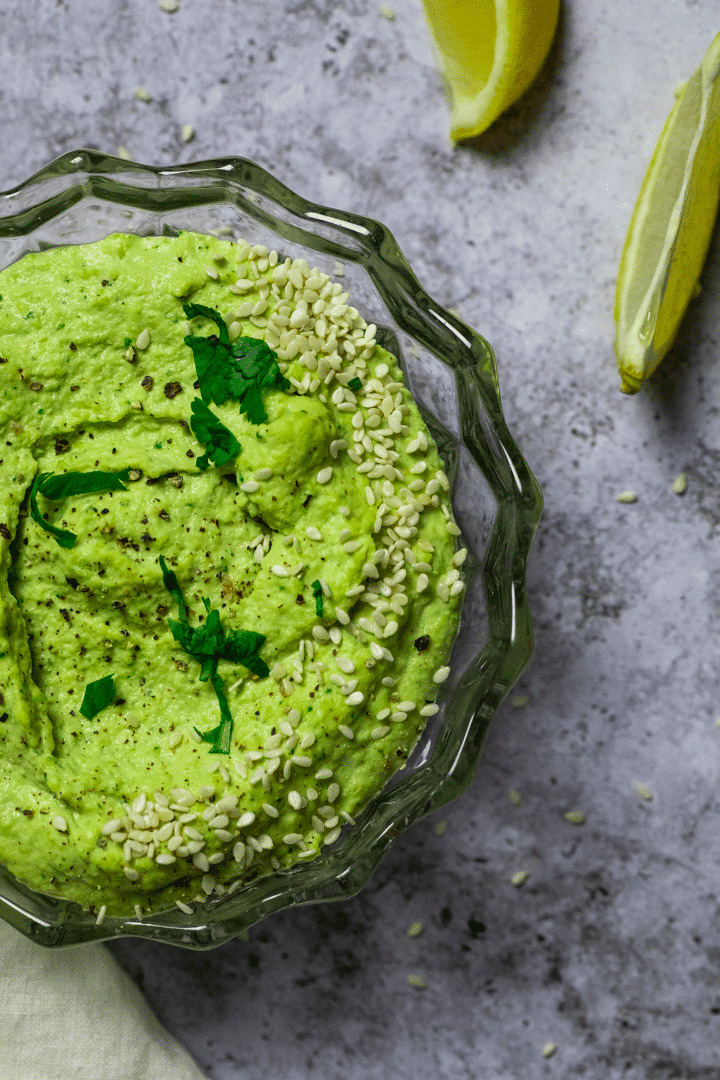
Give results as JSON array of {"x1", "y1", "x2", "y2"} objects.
[
  {"x1": 614, "y1": 32, "x2": 720, "y2": 394},
  {"x1": 421, "y1": 0, "x2": 560, "y2": 143}
]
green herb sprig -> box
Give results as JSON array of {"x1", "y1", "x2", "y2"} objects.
[
  {"x1": 190, "y1": 399, "x2": 241, "y2": 472},
  {"x1": 311, "y1": 579, "x2": 324, "y2": 618},
  {"x1": 79, "y1": 673, "x2": 116, "y2": 720},
  {"x1": 159, "y1": 555, "x2": 269, "y2": 752},
  {"x1": 183, "y1": 303, "x2": 290, "y2": 425},
  {"x1": 30, "y1": 469, "x2": 130, "y2": 549}
]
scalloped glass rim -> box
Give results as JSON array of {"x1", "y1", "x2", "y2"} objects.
[{"x1": 0, "y1": 151, "x2": 542, "y2": 948}]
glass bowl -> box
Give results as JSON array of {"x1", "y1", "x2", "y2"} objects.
[{"x1": 0, "y1": 150, "x2": 542, "y2": 948}]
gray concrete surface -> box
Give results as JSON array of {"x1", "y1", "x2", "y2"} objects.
[{"x1": 4, "y1": 0, "x2": 720, "y2": 1076}]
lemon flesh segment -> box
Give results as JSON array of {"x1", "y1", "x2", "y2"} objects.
[
  {"x1": 614, "y1": 32, "x2": 720, "y2": 394},
  {"x1": 422, "y1": 0, "x2": 561, "y2": 143}
]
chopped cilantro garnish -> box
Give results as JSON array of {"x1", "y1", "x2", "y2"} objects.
[
  {"x1": 159, "y1": 556, "x2": 269, "y2": 752},
  {"x1": 79, "y1": 673, "x2": 116, "y2": 719},
  {"x1": 183, "y1": 303, "x2": 290, "y2": 425},
  {"x1": 347, "y1": 377, "x2": 362, "y2": 391},
  {"x1": 37, "y1": 469, "x2": 130, "y2": 501},
  {"x1": 190, "y1": 398, "x2": 241, "y2": 471},
  {"x1": 30, "y1": 469, "x2": 130, "y2": 548},
  {"x1": 311, "y1": 579, "x2": 323, "y2": 617}
]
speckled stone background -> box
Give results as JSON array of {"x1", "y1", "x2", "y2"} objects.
[{"x1": 4, "y1": 0, "x2": 720, "y2": 1077}]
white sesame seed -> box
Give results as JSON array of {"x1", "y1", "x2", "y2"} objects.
[
  {"x1": 52, "y1": 815, "x2": 68, "y2": 833},
  {"x1": 433, "y1": 666, "x2": 451, "y2": 684},
  {"x1": 317, "y1": 466, "x2": 333, "y2": 484},
  {"x1": 339, "y1": 724, "x2": 355, "y2": 739},
  {"x1": 420, "y1": 704, "x2": 440, "y2": 719},
  {"x1": 271, "y1": 564, "x2": 290, "y2": 577}
]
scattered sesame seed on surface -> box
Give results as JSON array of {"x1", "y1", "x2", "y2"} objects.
[
  {"x1": 158, "y1": 0, "x2": 179, "y2": 10},
  {"x1": 434, "y1": 819, "x2": 448, "y2": 835},
  {"x1": 542, "y1": 1042, "x2": 558, "y2": 1059},
  {"x1": 511, "y1": 694, "x2": 529, "y2": 707},
  {"x1": 133, "y1": 86, "x2": 152, "y2": 103},
  {"x1": 181, "y1": 124, "x2": 195, "y2": 143},
  {"x1": 564, "y1": 810, "x2": 586, "y2": 825},
  {"x1": 672, "y1": 473, "x2": 687, "y2": 495},
  {"x1": 407, "y1": 973, "x2": 427, "y2": 989},
  {"x1": 406, "y1": 920, "x2": 424, "y2": 937},
  {"x1": 51, "y1": 815, "x2": 67, "y2": 833},
  {"x1": 95, "y1": 905, "x2": 107, "y2": 926},
  {"x1": 633, "y1": 781, "x2": 654, "y2": 801},
  {"x1": 116, "y1": 146, "x2": 132, "y2": 160},
  {"x1": 135, "y1": 328, "x2": 150, "y2": 350},
  {"x1": 616, "y1": 489, "x2": 638, "y2": 504},
  {"x1": 508, "y1": 790, "x2": 522, "y2": 806},
  {"x1": 511, "y1": 870, "x2": 529, "y2": 887}
]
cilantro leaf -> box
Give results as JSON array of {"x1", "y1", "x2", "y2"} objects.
[
  {"x1": 159, "y1": 555, "x2": 189, "y2": 627},
  {"x1": 159, "y1": 558, "x2": 269, "y2": 752},
  {"x1": 79, "y1": 673, "x2": 116, "y2": 719},
  {"x1": 183, "y1": 303, "x2": 290, "y2": 424},
  {"x1": 347, "y1": 377, "x2": 362, "y2": 391},
  {"x1": 30, "y1": 469, "x2": 131, "y2": 549},
  {"x1": 222, "y1": 628, "x2": 270, "y2": 678},
  {"x1": 183, "y1": 302, "x2": 230, "y2": 345},
  {"x1": 194, "y1": 671, "x2": 234, "y2": 754},
  {"x1": 190, "y1": 398, "x2": 241, "y2": 471},
  {"x1": 311, "y1": 579, "x2": 324, "y2": 618},
  {"x1": 39, "y1": 469, "x2": 130, "y2": 500},
  {"x1": 30, "y1": 474, "x2": 77, "y2": 549}
]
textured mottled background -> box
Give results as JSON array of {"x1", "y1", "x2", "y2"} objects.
[{"x1": 4, "y1": 1, "x2": 720, "y2": 1077}]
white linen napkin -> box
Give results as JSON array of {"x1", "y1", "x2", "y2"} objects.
[{"x1": 0, "y1": 921, "x2": 206, "y2": 1080}]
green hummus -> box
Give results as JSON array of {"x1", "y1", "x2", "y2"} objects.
[{"x1": 0, "y1": 232, "x2": 463, "y2": 917}]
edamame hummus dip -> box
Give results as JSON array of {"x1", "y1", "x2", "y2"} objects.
[{"x1": 0, "y1": 231, "x2": 464, "y2": 919}]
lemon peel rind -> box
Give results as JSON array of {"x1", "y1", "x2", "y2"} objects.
[{"x1": 614, "y1": 32, "x2": 720, "y2": 393}]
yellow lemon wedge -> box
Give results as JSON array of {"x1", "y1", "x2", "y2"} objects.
[
  {"x1": 421, "y1": 0, "x2": 560, "y2": 143},
  {"x1": 614, "y1": 32, "x2": 720, "y2": 394}
]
